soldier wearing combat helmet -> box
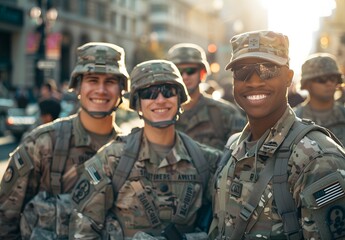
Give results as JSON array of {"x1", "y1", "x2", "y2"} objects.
[
  {"x1": 69, "y1": 59, "x2": 222, "y2": 239},
  {"x1": 167, "y1": 43, "x2": 245, "y2": 150},
  {"x1": 0, "y1": 42, "x2": 129, "y2": 239},
  {"x1": 209, "y1": 30, "x2": 345, "y2": 239},
  {"x1": 294, "y1": 53, "x2": 345, "y2": 145}
]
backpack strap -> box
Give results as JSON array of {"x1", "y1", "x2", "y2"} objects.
[
  {"x1": 178, "y1": 131, "x2": 209, "y2": 191},
  {"x1": 51, "y1": 120, "x2": 72, "y2": 195},
  {"x1": 112, "y1": 128, "x2": 142, "y2": 197},
  {"x1": 272, "y1": 119, "x2": 339, "y2": 240}
]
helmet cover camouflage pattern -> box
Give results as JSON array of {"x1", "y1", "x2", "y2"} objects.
[
  {"x1": 225, "y1": 30, "x2": 290, "y2": 70},
  {"x1": 69, "y1": 42, "x2": 129, "y2": 91},
  {"x1": 167, "y1": 43, "x2": 211, "y2": 75},
  {"x1": 129, "y1": 60, "x2": 189, "y2": 110},
  {"x1": 301, "y1": 53, "x2": 344, "y2": 88}
]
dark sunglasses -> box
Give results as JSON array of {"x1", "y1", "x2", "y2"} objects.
[
  {"x1": 178, "y1": 67, "x2": 199, "y2": 76},
  {"x1": 311, "y1": 75, "x2": 340, "y2": 84},
  {"x1": 232, "y1": 62, "x2": 282, "y2": 81},
  {"x1": 138, "y1": 84, "x2": 178, "y2": 100}
]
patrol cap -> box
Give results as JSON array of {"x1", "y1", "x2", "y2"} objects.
[
  {"x1": 301, "y1": 53, "x2": 343, "y2": 88},
  {"x1": 225, "y1": 30, "x2": 290, "y2": 70},
  {"x1": 167, "y1": 43, "x2": 211, "y2": 75},
  {"x1": 129, "y1": 59, "x2": 189, "y2": 110},
  {"x1": 69, "y1": 42, "x2": 129, "y2": 91}
]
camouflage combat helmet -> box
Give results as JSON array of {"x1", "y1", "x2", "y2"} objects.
[
  {"x1": 129, "y1": 59, "x2": 189, "y2": 111},
  {"x1": 69, "y1": 42, "x2": 129, "y2": 91},
  {"x1": 301, "y1": 53, "x2": 343, "y2": 89},
  {"x1": 167, "y1": 43, "x2": 211, "y2": 75}
]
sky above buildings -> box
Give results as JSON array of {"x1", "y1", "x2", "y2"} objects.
[{"x1": 260, "y1": 0, "x2": 335, "y2": 81}]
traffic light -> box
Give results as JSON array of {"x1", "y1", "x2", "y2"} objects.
[
  {"x1": 207, "y1": 43, "x2": 220, "y2": 74},
  {"x1": 207, "y1": 43, "x2": 217, "y2": 63}
]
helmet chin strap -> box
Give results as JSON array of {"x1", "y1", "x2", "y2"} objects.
[
  {"x1": 139, "y1": 108, "x2": 181, "y2": 129},
  {"x1": 81, "y1": 98, "x2": 122, "y2": 119}
]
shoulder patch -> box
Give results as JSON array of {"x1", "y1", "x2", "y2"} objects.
[
  {"x1": 72, "y1": 179, "x2": 90, "y2": 204},
  {"x1": 327, "y1": 205, "x2": 345, "y2": 239},
  {"x1": 301, "y1": 171, "x2": 345, "y2": 208},
  {"x1": 314, "y1": 181, "x2": 345, "y2": 207}
]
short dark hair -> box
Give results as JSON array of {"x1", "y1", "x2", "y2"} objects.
[{"x1": 39, "y1": 98, "x2": 61, "y2": 120}]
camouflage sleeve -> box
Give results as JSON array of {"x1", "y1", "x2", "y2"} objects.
[
  {"x1": 69, "y1": 144, "x2": 118, "y2": 239},
  {"x1": 0, "y1": 144, "x2": 35, "y2": 239},
  {"x1": 292, "y1": 132, "x2": 345, "y2": 239},
  {"x1": 198, "y1": 143, "x2": 223, "y2": 201}
]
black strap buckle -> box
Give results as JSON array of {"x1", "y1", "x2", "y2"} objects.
[{"x1": 240, "y1": 203, "x2": 255, "y2": 221}]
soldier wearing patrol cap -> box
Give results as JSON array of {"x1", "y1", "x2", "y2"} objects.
[
  {"x1": 167, "y1": 43, "x2": 245, "y2": 150},
  {"x1": 294, "y1": 53, "x2": 345, "y2": 145},
  {"x1": 209, "y1": 30, "x2": 345, "y2": 239},
  {"x1": 69, "y1": 59, "x2": 222, "y2": 240},
  {"x1": 0, "y1": 42, "x2": 129, "y2": 239}
]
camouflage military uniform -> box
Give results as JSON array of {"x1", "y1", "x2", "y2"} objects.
[
  {"x1": 294, "y1": 53, "x2": 345, "y2": 146},
  {"x1": 0, "y1": 42, "x2": 128, "y2": 240},
  {"x1": 69, "y1": 59, "x2": 222, "y2": 239},
  {"x1": 167, "y1": 43, "x2": 246, "y2": 150},
  {"x1": 176, "y1": 93, "x2": 245, "y2": 150},
  {"x1": 210, "y1": 107, "x2": 345, "y2": 239},
  {"x1": 0, "y1": 113, "x2": 119, "y2": 239},
  {"x1": 69, "y1": 129, "x2": 221, "y2": 239},
  {"x1": 294, "y1": 103, "x2": 345, "y2": 145}
]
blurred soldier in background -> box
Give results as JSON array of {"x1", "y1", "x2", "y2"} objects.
[
  {"x1": 0, "y1": 42, "x2": 129, "y2": 239},
  {"x1": 294, "y1": 53, "x2": 345, "y2": 145},
  {"x1": 210, "y1": 30, "x2": 345, "y2": 239},
  {"x1": 69, "y1": 60, "x2": 221, "y2": 240},
  {"x1": 167, "y1": 43, "x2": 246, "y2": 150}
]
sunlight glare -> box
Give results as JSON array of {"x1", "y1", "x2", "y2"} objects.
[{"x1": 261, "y1": 0, "x2": 335, "y2": 82}]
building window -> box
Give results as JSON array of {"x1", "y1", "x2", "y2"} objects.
[
  {"x1": 78, "y1": 0, "x2": 87, "y2": 16},
  {"x1": 151, "y1": 4, "x2": 168, "y2": 13},
  {"x1": 111, "y1": 12, "x2": 117, "y2": 30},
  {"x1": 121, "y1": 15, "x2": 127, "y2": 32},
  {"x1": 152, "y1": 23, "x2": 167, "y2": 33},
  {"x1": 97, "y1": 3, "x2": 106, "y2": 22}
]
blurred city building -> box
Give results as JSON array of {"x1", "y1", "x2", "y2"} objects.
[
  {"x1": 314, "y1": 0, "x2": 345, "y2": 73},
  {"x1": 0, "y1": 0, "x2": 270, "y2": 94}
]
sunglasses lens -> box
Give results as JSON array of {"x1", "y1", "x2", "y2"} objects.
[
  {"x1": 233, "y1": 65, "x2": 253, "y2": 81},
  {"x1": 313, "y1": 76, "x2": 340, "y2": 84},
  {"x1": 232, "y1": 63, "x2": 281, "y2": 81},
  {"x1": 179, "y1": 67, "x2": 198, "y2": 76},
  {"x1": 139, "y1": 85, "x2": 177, "y2": 99},
  {"x1": 258, "y1": 64, "x2": 281, "y2": 80}
]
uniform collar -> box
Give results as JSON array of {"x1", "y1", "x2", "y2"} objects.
[
  {"x1": 137, "y1": 131, "x2": 192, "y2": 167},
  {"x1": 233, "y1": 106, "x2": 296, "y2": 158},
  {"x1": 72, "y1": 113, "x2": 118, "y2": 147}
]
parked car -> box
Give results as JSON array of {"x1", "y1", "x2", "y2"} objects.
[
  {"x1": 0, "y1": 98, "x2": 16, "y2": 136},
  {"x1": 6, "y1": 104, "x2": 38, "y2": 141}
]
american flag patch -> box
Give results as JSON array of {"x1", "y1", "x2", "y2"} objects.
[{"x1": 313, "y1": 181, "x2": 345, "y2": 206}]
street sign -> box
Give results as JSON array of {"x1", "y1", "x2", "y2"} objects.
[{"x1": 37, "y1": 60, "x2": 56, "y2": 69}]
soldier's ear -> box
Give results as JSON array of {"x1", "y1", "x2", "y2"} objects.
[
  {"x1": 285, "y1": 68, "x2": 294, "y2": 87},
  {"x1": 200, "y1": 68, "x2": 207, "y2": 82}
]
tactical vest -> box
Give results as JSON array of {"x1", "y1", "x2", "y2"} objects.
[
  {"x1": 210, "y1": 119, "x2": 343, "y2": 240},
  {"x1": 20, "y1": 120, "x2": 73, "y2": 240},
  {"x1": 103, "y1": 128, "x2": 212, "y2": 239}
]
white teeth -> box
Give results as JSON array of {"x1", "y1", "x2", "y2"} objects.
[
  {"x1": 154, "y1": 109, "x2": 167, "y2": 113},
  {"x1": 92, "y1": 99, "x2": 107, "y2": 103},
  {"x1": 247, "y1": 94, "x2": 267, "y2": 100}
]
